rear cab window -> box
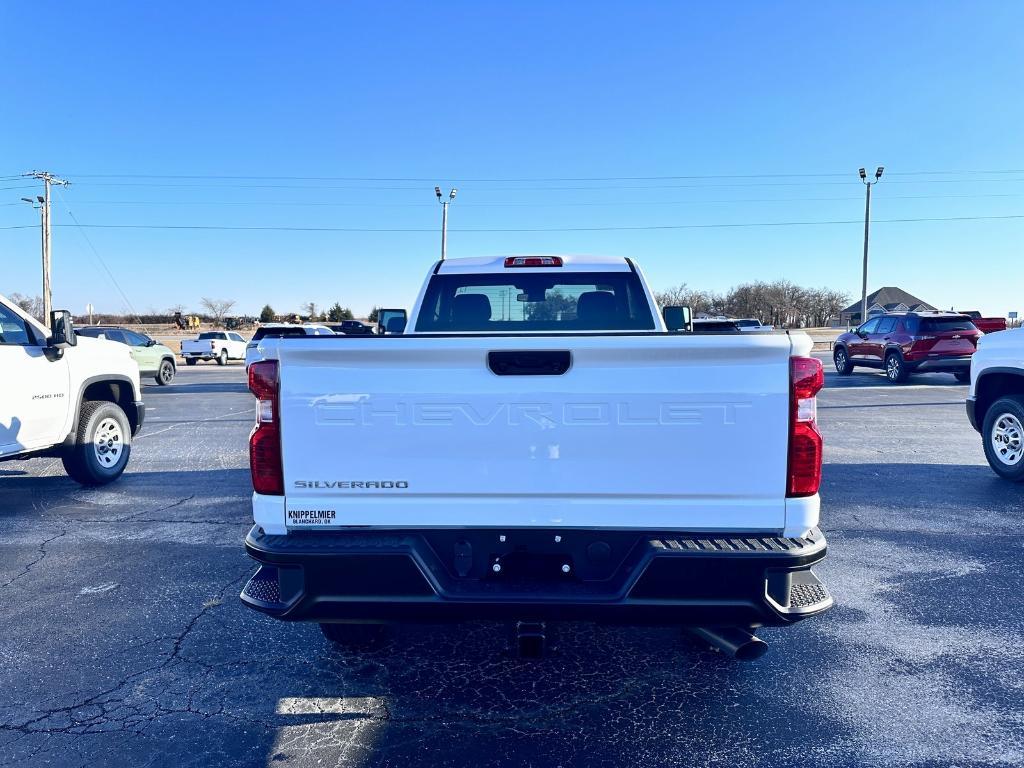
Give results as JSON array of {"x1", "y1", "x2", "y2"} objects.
[
  {"x1": 252, "y1": 327, "x2": 306, "y2": 341},
  {"x1": 415, "y1": 271, "x2": 655, "y2": 332},
  {"x1": 693, "y1": 320, "x2": 741, "y2": 332}
]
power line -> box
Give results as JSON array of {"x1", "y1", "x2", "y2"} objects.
[
  {"x1": 60, "y1": 177, "x2": 1024, "y2": 192},
  {"x1": 1, "y1": 213, "x2": 1019, "y2": 233},
  {"x1": 33, "y1": 191, "x2": 1024, "y2": 208},
  {"x1": 53, "y1": 187, "x2": 143, "y2": 323},
  {"x1": 54, "y1": 168, "x2": 1024, "y2": 182}
]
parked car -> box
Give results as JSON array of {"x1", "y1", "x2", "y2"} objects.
[
  {"x1": 181, "y1": 331, "x2": 247, "y2": 366},
  {"x1": 76, "y1": 326, "x2": 177, "y2": 386},
  {"x1": 327, "y1": 320, "x2": 372, "y2": 335},
  {"x1": 0, "y1": 294, "x2": 144, "y2": 485},
  {"x1": 957, "y1": 310, "x2": 1007, "y2": 335},
  {"x1": 240, "y1": 255, "x2": 832, "y2": 660},
  {"x1": 966, "y1": 327, "x2": 1024, "y2": 481},
  {"x1": 245, "y1": 324, "x2": 333, "y2": 368},
  {"x1": 833, "y1": 311, "x2": 982, "y2": 383}
]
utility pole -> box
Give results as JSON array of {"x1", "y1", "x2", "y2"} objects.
[
  {"x1": 858, "y1": 166, "x2": 883, "y2": 326},
  {"x1": 24, "y1": 171, "x2": 70, "y2": 328},
  {"x1": 435, "y1": 186, "x2": 457, "y2": 260}
]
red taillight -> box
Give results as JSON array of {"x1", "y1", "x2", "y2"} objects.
[
  {"x1": 504, "y1": 256, "x2": 563, "y2": 267},
  {"x1": 248, "y1": 361, "x2": 282, "y2": 495},
  {"x1": 787, "y1": 356, "x2": 823, "y2": 497}
]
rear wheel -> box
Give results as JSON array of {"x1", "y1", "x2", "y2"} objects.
[
  {"x1": 833, "y1": 347, "x2": 853, "y2": 375},
  {"x1": 885, "y1": 351, "x2": 909, "y2": 383},
  {"x1": 216, "y1": 348, "x2": 228, "y2": 366},
  {"x1": 185, "y1": 357, "x2": 197, "y2": 366},
  {"x1": 954, "y1": 371, "x2": 971, "y2": 384},
  {"x1": 155, "y1": 359, "x2": 175, "y2": 386},
  {"x1": 61, "y1": 401, "x2": 132, "y2": 485},
  {"x1": 319, "y1": 622, "x2": 389, "y2": 650},
  {"x1": 982, "y1": 396, "x2": 1024, "y2": 482}
]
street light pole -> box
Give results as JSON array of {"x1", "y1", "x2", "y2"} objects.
[
  {"x1": 435, "y1": 186, "x2": 457, "y2": 260},
  {"x1": 858, "y1": 166, "x2": 884, "y2": 325}
]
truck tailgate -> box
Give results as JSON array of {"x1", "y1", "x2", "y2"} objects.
[{"x1": 277, "y1": 334, "x2": 801, "y2": 532}]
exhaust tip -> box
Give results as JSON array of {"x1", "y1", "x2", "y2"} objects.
[
  {"x1": 687, "y1": 626, "x2": 768, "y2": 662},
  {"x1": 734, "y1": 636, "x2": 768, "y2": 661}
]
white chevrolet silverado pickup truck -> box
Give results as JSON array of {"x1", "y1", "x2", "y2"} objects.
[
  {"x1": 0, "y1": 294, "x2": 144, "y2": 484},
  {"x1": 181, "y1": 331, "x2": 247, "y2": 366},
  {"x1": 240, "y1": 256, "x2": 832, "y2": 659}
]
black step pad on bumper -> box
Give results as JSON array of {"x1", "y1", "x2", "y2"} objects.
[{"x1": 241, "y1": 526, "x2": 832, "y2": 626}]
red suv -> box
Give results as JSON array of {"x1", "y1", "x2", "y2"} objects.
[{"x1": 834, "y1": 312, "x2": 982, "y2": 383}]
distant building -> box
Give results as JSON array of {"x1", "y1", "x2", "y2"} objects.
[{"x1": 838, "y1": 287, "x2": 936, "y2": 326}]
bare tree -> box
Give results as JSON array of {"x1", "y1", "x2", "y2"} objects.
[
  {"x1": 200, "y1": 297, "x2": 237, "y2": 328},
  {"x1": 654, "y1": 284, "x2": 724, "y2": 317},
  {"x1": 656, "y1": 281, "x2": 848, "y2": 328},
  {"x1": 8, "y1": 293, "x2": 44, "y2": 321},
  {"x1": 303, "y1": 302, "x2": 319, "y2": 321}
]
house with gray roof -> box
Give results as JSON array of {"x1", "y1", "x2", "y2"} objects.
[{"x1": 839, "y1": 287, "x2": 936, "y2": 326}]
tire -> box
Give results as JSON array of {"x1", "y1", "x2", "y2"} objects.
[
  {"x1": 982, "y1": 395, "x2": 1024, "y2": 482},
  {"x1": 61, "y1": 401, "x2": 132, "y2": 486},
  {"x1": 885, "y1": 351, "x2": 909, "y2": 383},
  {"x1": 155, "y1": 359, "x2": 175, "y2": 386},
  {"x1": 833, "y1": 347, "x2": 853, "y2": 375},
  {"x1": 185, "y1": 357, "x2": 198, "y2": 366},
  {"x1": 319, "y1": 623, "x2": 389, "y2": 650},
  {"x1": 216, "y1": 349, "x2": 228, "y2": 366},
  {"x1": 954, "y1": 371, "x2": 971, "y2": 384}
]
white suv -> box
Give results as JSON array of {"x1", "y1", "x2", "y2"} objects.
[{"x1": 0, "y1": 294, "x2": 144, "y2": 485}]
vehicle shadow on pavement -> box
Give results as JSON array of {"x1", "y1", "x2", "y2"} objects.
[
  {"x1": 0, "y1": 467, "x2": 252, "y2": 524},
  {"x1": 146, "y1": 381, "x2": 250, "y2": 395},
  {"x1": 822, "y1": 462, "x2": 1018, "y2": 531},
  {"x1": 823, "y1": 371, "x2": 966, "y2": 389}
]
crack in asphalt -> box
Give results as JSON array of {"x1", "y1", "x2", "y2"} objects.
[
  {"x1": 0, "y1": 570, "x2": 251, "y2": 746},
  {"x1": 0, "y1": 529, "x2": 68, "y2": 590}
]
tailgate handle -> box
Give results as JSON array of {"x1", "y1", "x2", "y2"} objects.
[{"x1": 488, "y1": 350, "x2": 571, "y2": 376}]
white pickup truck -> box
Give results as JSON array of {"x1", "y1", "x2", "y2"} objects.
[
  {"x1": 181, "y1": 331, "x2": 247, "y2": 366},
  {"x1": 966, "y1": 327, "x2": 1024, "y2": 481},
  {"x1": 240, "y1": 256, "x2": 832, "y2": 659},
  {"x1": 0, "y1": 294, "x2": 144, "y2": 484}
]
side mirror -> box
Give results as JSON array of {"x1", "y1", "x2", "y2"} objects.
[
  {"x1": 146, "y1": 338, "x2": 157, "y2": 346},
  {"x1": 662, "y1": 306, "x2": 692, "y2": 332},
  {"x1": 48, "y1": 310, "x2": 77, "y2": 349},
  {"x1": 856, "y1": 329, "x2": 868, "y2": 339},
  {"x1": 377, "y1": 308, "x2": 407, "y2": 335}
]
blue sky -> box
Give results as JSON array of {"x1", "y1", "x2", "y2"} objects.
[{"x1": 2, "y1": 2, "x2": 1022, "y2": 318}]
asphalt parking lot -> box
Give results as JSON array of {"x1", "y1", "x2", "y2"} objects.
[{"x1": 1, "y1": 358, "x2": 1022, "y2": 768}]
